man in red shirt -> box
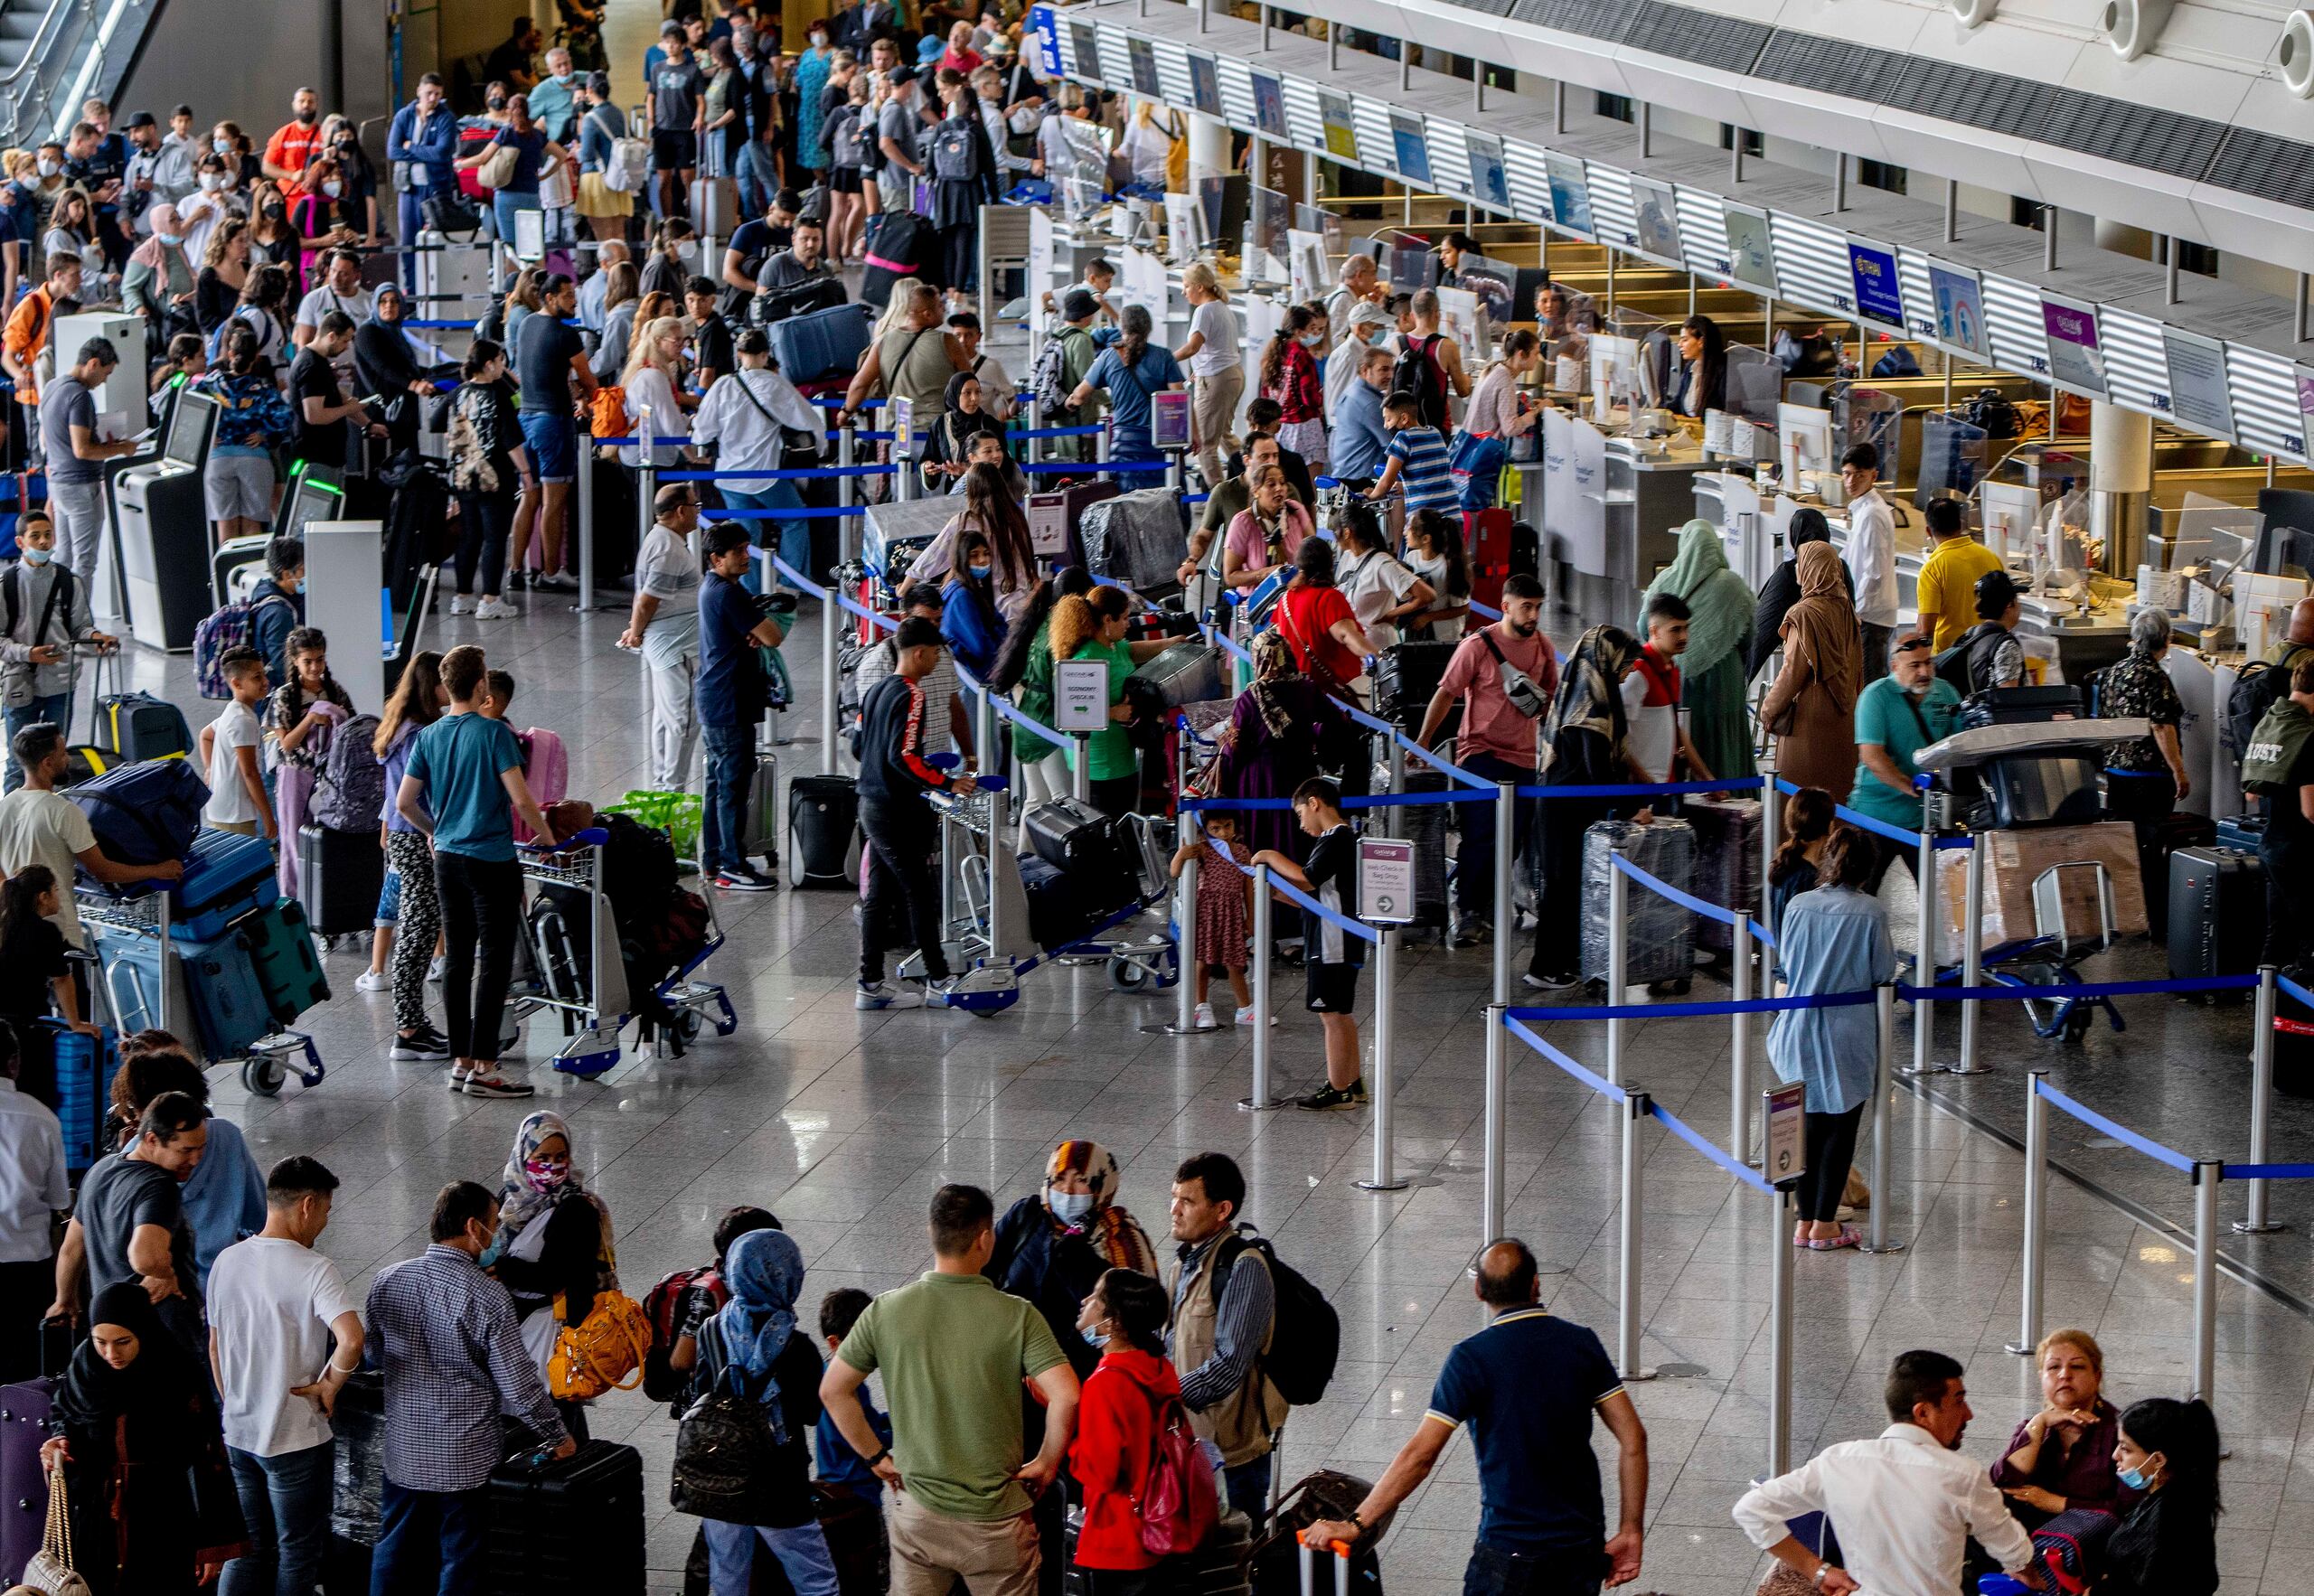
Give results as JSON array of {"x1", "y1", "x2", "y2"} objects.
[
  {"x1": 1416, "y1": 572, "x2": 1557, "y2": 945},
  {"x1": 262, "y1": 87, "x2": 325, "y2": 196}
]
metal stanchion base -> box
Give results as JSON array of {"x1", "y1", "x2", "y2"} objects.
[
  {"x1": 1146, "y1": 1021, "x2": 1221, "y2": 1035},
  {"x1": 1237, "y1": 1095, "x2": 1284, "y2": 1112},
  {"x1": 2233, "y1": 1220, "x2": 2288, "y2": 1235},
  {"x1": 1858, "y1": 1238, "x2": 1908, "y2": 1254},
  {"x1": 1899, "y1": 1059, "x2": 1990, "y2": 1077},
  {"x1": 1352, "y1": 1177, "x2": 1410, "y2": 1192},
  {"x1": 2003, "y1": 1340, "x2": 2038, "y2": 1357},
  {"x1": 1654, "y1": 1362, "x2": 1710, "y2": 1378},
  {"x1": 1619, "y1": 1366, "x2": 1660, "y2": 1383}
]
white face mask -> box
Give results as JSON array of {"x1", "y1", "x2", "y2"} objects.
[
  {"x1": 675, "y1": 239, "x2": 698, "y2": 262},
  {"x1": 36, "y1": 157, "x2": 59, "y2": 177},
  {"x1": 321, "y1": 180, "x2": 343, "y2": 198},
  {"x1": 198, "y1": 173, "x2": 223, "y2": 192},
  {"x1": 1008, "y1": 105, "x2": 1038, "y2": 135}
]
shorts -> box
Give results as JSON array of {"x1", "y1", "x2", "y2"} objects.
[
  {"x1": 653, "y1": 129, "x2": 698, "y2": 172},
  {"x1": 1306, "y1": 960, "x2": 1362, "y2": 1014},
  {"x1": 376, "y1": 866, "x2": 401, "y2": 927},
  {"x1": 519, "y1": 408, "x2": 578, "y2": 483},
  {"x1": 204, "y1": 451, "x2": 276, "y2": 521},
  {"x1": 829, "y1": 166, "x2": 863, "y2": 195}
]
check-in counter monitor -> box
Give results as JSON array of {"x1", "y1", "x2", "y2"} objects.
[{"x1": 114, "y1": 390, "x2": 220, "y2": 652}]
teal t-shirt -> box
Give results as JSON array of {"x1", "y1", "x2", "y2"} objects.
[
  {"x1": 1846, "y1": 674, "x2": 1963, "y2": 829},
  {"x1": 404, "y1": 713, "x2": 525, "y2": 862}
]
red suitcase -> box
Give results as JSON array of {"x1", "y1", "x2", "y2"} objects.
[{"x1": 1465, "y1": 508, "x2": 1511, "y2": 615}]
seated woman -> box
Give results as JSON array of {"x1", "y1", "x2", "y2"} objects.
[
  {"x1": 1991, "y1": 1328, "x2": 2134, "y2": 1527},
  {"x1": 486, "y1": 1110, "x2": 616, "y2": 1440},
  {"x1": 2098, "y1": 1396, "x2": 2220, "y2": 1596},
  {"x1": 41, "y1": 1284, "x2": 248, "y2": 1595}
]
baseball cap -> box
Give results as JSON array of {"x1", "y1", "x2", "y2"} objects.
[
  {"x1": 124, "y1": 110, "x2": 156, "y2": 129},
  {"x1": 1974, "y1": 568, "x2": 2022, "y2": 617}
]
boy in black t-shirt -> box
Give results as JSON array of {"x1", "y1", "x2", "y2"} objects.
[
  {"x1": 1252, "y1": 776, "x2": 1369, "y2": 1111},
  {"x1": 682, "y1": 276, "x2": 737, "y2": 391}
]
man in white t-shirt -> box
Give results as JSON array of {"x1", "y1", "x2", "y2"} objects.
[
  {"x1": 0, "y1": 722, "x2": 182, "y2": 948},
  {"x1": 1840, "y1": 442, "x2": 1899, "y2": 682},
  {"x1": 618, "y1": 484, "x2": 705, "y2": 791},
  {"x1": 207, "y1": 1155, "x2": 363, "y2": 1596},
  {"x1": 199, "y1": 648, "x2": 273, "y2": 838},
  {"x1": 1175, "y1": 266, "x2": 1241, "y2": 490},
  {"x1": 292, "y1": 248, "x2": 376, "y2": 374}
]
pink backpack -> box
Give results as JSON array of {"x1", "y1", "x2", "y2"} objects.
[
  {"x1": 512, "y1": 727, "x2": 569, "y2": 843},
  {"x1": 1136, "y1": 1390, "x2": 1218, "y2": 1556}
]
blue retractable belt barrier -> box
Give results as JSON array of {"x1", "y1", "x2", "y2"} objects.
[
  {"x1": 657, "y1": 465, "x2": 894, "y2": 481},
  {"x1": 1017, "y1": 458, "x2": 1172, "y2": 474},
  {"x1": 1611, "y1": 851, "x2": 1774, "y2": 947},
  {"x1": 712, "y1": 505, "x2": 869, "y2": 519},
  {"x1": 2223, "y1": 1163, "x2": 2314, "y2": 1180},
  {"x1": 955, "y1": 668, "x2": 1071, "y2": 748},
  {"x1": 1516, "y1": 776, "x2": 1771, "y2": 802},
  {"x1": 2282, "y1": 975, "x2": 2314, "y2": 1010},
  {"x1": 2034, "y1": 1079, "x2": 2197, "y2": 1173},
  {"x1": 1503, "y1": 1016, "x2": 1627, "y2": 1103},
  {"x1": 1651, "y1": 1103, "x2": 1774, "y2": 1193},
  {"x1": 767, "y1": 555, "x2": 830, "y2": 603},
  {"x1": 1898, "y1": 974, "x2": 2259, "y2": 1003},
  {"x1": 1772, "y1": 776, "x2": 1971, "y2": 849},
  {"x1": 1010, "y1": 425, "x2": 1108, "y2": 438},
  {"x1": 1509, "y1": 990, "x2": 1877, "y2": 1023}
]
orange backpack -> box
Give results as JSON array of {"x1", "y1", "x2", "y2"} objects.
[{"x1": 590, "y1": 385, "x2": 630, "y2": 439}]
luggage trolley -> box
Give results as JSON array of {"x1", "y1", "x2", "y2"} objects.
[{"x1": 76, "y1": 885, "x2": 325, "y2": 1096}]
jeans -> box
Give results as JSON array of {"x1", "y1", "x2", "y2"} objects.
[
  {"x1": 370, "y1": 1479, "x2": 492, "y2": 1596},
  {"x1": 860, "y1": 795, "x2": 946, "y2": 985},
  {"x1": 48, "y1": 477, "x2": 105, "y2": 584},
  {"x1": 721, "y1": 484, "x2": 809, "y2": 592},
  {"x1": 5, "y1": 690, "x2": 70, "y2": 791},
  {"x1": 433, "y1": 849, "x2": 522, "y2": 1062},
  {"x1": 454, "y1": 486, "x2": 515, "y2": 597},
  {"x1": 701, "y1": 721, "x2": 756, "y2": 876},
  {"x1": 1460, "y1": 1539, "x2": 1600, "y2": 1596},
  {"x1": 1221, "y1": 1456, "x2": 1273, "y2": 1526},
  {"x1": 492, "y1": 190, "x2": 542, "y2": 249},
  {"x1": 702, "y1": 1516, "x2": 843, "y2": 1596},
  {"x1": 223, "y1": 1441, "x2": 334, "y2": 1596},
  {"x1": 1455, "y1": 752, "x2": 1539, "y2": 928}
]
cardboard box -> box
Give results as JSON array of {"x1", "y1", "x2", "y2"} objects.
[{"x1": 1888, "y1": 822, "x2": 2145, "y2": 963}]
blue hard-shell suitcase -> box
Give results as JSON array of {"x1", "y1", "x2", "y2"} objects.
[
  {"x1": 767, "y1": 302, "x2": 872, "y2": 385},
  {"x1": 45, "y1": 1018, "x2": 119, "y2": 1172},
  {"x1": 95, "y1": 923, "x2": 273, "y2": 1060},
  {"x1": 171, "y1": 826, "x2": 280, "y2": 939}
]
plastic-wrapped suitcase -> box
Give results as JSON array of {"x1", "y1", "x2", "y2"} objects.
[
  {"x1": 2167, "y1": 846, "x2": 2266, "y2": 979},
  {"x1": 1465, "y1": 507, "x2": 1511, "y2": 615},
  {"x1": 238, "y1": 898, "x2": 330, "y2": 1023},
  {"x1": 299, "y1": 823, "x2": 387, "y2": 937},
  {"x1": 1128, "y1": 640, "x2": 1224, "y2": 709},
  {"x1": 326, "y1": 1366, "x2": 383, "y2": 1594},
  {"x1": 1579, "y1": 817, "x2": 1697, "y2": 986},
  {"x1": 171, "y1": 826, "x2": 281, "y2": 939},
  {"x1": 1, "y1": 1375, "x2": 55, "y2": 1582},
  {"x1": 1077, "y1": 488, "x2": 1190, "y2": 591},
  {"x1": 45, "y1": 1018, "x2": 119, "y2": 1172},
  {"x1": 1371, "y1": 639, "x2": 1459, "y2": 733},
  {"x1": 1683, "y1": 793, "x2": 1762, "y2": 957},
  {"x1": 484, "y1": 1437, "x2": 646, "y2": 1595},
  {"x1": 789, "y1": 773, "x2": 861, "y2": 888}
]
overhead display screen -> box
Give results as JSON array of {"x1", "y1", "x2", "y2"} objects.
[
  {"x1": 1721, "y1": 204, "x2": 1773, "y2": 290},
  {"x1": 1126, "y1": 37, "x2": 1159, "y2": 98},
  {"x1": 2040, "y1": 294, "x2": 2109, "y2": 398},
  {"x1": 1249, "y1": 70, "x2": 1288, "y2": 138},
  {"x1": 1845, "y1": 238, "x2": 1905, "y2": 329},
  {"x1": 1626, "y1": 175, "x2": 1681, "y2": 261},
  {"x1": 1316, "y1": 89, "x2": 1359, "y2": 163},
  {"x1": 1545, "y1": 153, "x2": 1593, "y2": 236},
  {"x1": 1463, "y1": 131, "x2": 1510, "y2": 211},
  {"x1": 1069, "y1": 23, "x2": 1103, "y2": 84},
  {"x1": 1920, "y1": 258, "x2": 1986, "y2": 356},
  {"x1": 1389, "y1": 109, "x2": 1431, "y2": 186},
  {"x1": 1185, "y1": 51, "x2": 1221, "y2": 116},
  {"x1": 2160, "y1": 327, "x2": 2234, "y2": 437}
]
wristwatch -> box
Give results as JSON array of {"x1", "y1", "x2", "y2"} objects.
[
  {"x1": 864, "y1": 1446, "x2": 891, "y2": 1469},
  {"x1": 1811, "y1": 1564, "x2": 1836, "y2": 1589}
]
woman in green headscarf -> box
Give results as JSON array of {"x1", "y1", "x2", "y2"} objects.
[{"x1": 1639, "y1": 519, "x2": 1758, "y2": 781}]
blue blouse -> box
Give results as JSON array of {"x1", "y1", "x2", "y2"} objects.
[{"x1": 1764, "y1": 884, "x2": 1897, "y2": 1114}]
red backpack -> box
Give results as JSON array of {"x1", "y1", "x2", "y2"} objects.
[
  {"x1": 1137, "y1": 1390, "x2": 1219, "y2": 1555},
  {"x1": 640, "y1": 1264, "x2": 727, "y2": 1401}
]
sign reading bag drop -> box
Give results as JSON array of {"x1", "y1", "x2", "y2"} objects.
[
  {"x1": 1764, "y1": 1082, "x2": 1808, "y2": 1188},
  {"x1": 1357, "y1": 839, "x2": 1414, "y2": 925}
]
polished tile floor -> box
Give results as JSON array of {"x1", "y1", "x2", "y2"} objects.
[{"x1": 78, "y1": 548, "x2": 2300, "y2": 1596}]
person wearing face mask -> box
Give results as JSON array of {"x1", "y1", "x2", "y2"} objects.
[
  {"x1": 989, "y1": 1141, "x2": 1161, "y2": 1388},
  {"x1": 291, "y1": 245, "x2": 372, "y2": 358},
  {"x1": 1323, "y1": 299, "x2": 1391, "y2": 427},
  {"x1": 122, "y1": 109, "x2": 194, "y2": 235},
  {"x1": 795, "y1": 24, "x2": 838, "y2": 179},
  {"x1": 1256, "y1": 303, "x2": 1329, "y2": 472},
  {"x1": 120, "y1": 202, "x2": 197, "y2": 338},
  {"x1": 2090, "y1": 1397, "x2": 2221, "y2": 1596},
  {"x1": 642, "y1": 216, "x2": 701, "y2": 300},
  {"x1": 260, "y1": 87, "x2": 325, "y2": 201},
  {"x1": 0, "y1": 509, "x2": 113, "y2": 783},
  {"x1": 482, "y1": 1110, "x2": 616, "y2": 1440},
  {"x1": 527, "y1": 46, "x2": 583, "y2": 145},
  {"x1": 1068, "y1": 1270, "x2": 1187, "y2": 1596},
  {"x1": 174, "y1": 155, "x2": 238, "y2": 266}
]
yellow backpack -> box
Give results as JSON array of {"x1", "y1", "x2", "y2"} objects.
[{"x1": 549, "y1": 1289, "x2": 654, "y2": 1401}]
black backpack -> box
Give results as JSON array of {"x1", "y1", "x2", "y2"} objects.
[
  {"x1": 1215, "y1": 1228, "x2": 1339, "y2": 1406},
  {"x1": 1392, "y1": 334, "x2": 1449, "y2": 432},
  {"x1": 1966, "y1": 387, "x2": 2021, "y2": 439},
  {"x1": 2229, "y1": 653, "x2": 2310, "y2": 766},
  {"x1": 1933, "y1": 622, "x2": 2007, "y2": 697}
]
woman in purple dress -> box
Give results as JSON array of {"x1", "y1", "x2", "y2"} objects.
[{"x1": 1214, "y1": 631, "x2": 1358, "y2": 866}]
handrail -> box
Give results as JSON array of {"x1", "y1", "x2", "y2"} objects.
[{"x1": 1, "y1": 0, "x2": 88, "y2": 92}]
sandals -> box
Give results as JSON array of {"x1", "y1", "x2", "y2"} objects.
[{"x1": 1807, "y1": 1225, "x2": 1863, "y2": 1251}]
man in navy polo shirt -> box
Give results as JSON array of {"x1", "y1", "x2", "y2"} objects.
[
  {"x1": 1300, "y1": 1239, "x2": 1649, "y2": 1595},
  {"x1": 695, "y1": 521, "x2": 788, "y2": 892}
]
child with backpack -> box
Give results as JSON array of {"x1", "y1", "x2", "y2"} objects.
[
  {"x1": 1367, "y1": 390, "x2": 1459, "y2": 517},
  {"x1": 199, "y1": 648, "x2": 273, "y2": 840},
  {"x1": 1069, "y1": 1270, "x2": 1212, "y2": 1580},
  {"x1": 266, "y1": 625, "x2": 355, "y2": 897},
  {"x1": 0, "y1": 508, "x2": 111, "y2": 793}
]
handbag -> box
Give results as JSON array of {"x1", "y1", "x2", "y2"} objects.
[
  {"x1": 548, "y1": 1287, "x2": 654, "y2": 1400},
  {"x1": 476, "y1": 140, "x2": 522, "y2": 192},
  {"x1": 422, "y1": 192, "x2": 484, "y2": 236},
  {"x1": 23, "y1": 1465, "x2": 93, "y2": 1596}
]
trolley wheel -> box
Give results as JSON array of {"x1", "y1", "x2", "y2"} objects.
[
  {"x1": 673, "y1": 1007, "x2": 704, "y2": 1045},
  {"x1": 2063, "y1": 1006, "x2": 2094, "y2": 1044},
  {"x1": 242, "y1": 1055, "x2": 287, "y2": 1096},
  {"x1": 1109, "y1": 956, "x2": 1152, "y2": 994}
]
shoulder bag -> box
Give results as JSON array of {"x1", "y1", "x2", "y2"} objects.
[{"x1": 22, "y1": 1465, "x2": 93, "y2": 1596}]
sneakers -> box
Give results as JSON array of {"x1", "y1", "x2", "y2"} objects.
[
  {"x1": 855, "y1": 981, "x2": 926, "y2": 1010},
  {"x1": 1235, "y1": 1007, "x2": 1275, "y2": 1027},
  {"x1": 1452, "y1": 917, "x2": 1491, "y2": 949},
  {"x1": 447, "y1": 594, "x2": 474, "y2": 615},
  {"x1": 456, "y1": 1067, "x2": 535, "y2": 1098},
  {"x1": 532, "y1": 571, "x2": 577, "y2": 593},
  {"x1": 474, "y1": 596, "x2": 521, "y2": 620},
  {"x1": 390, "y1": 1027, "x2": 451, "y2": 1060},
  {"x1": 428, "y1": 954, "x2": 446, "y2": 982},
  {"x1": 354, "y1": 969, "x2": 390, "y2": 993},
  {"x1": 713, "y1": 867, "x2": 778, "y2": 893},
  {"x1": 1192, "y1": 1002, "x2": 1217, "y2": 1028},
  {"x1": 1295, "y1": 1078, "x2": 1369, "y2": 1111},
  {"x1": 1521, "y1": 970, "x2": 1579, "y2": 991}
]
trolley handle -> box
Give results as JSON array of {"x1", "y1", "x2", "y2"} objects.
[{"x1": 519, "y1": 826, "x2": 609, "y2": 854}]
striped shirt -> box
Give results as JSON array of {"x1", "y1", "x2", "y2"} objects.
[
  {"x1": 1387, "y1": 426, "x2": 1458, "y2": 513},
  {"x1": 365, "y1": 1243, "x2": 565, "y2": 1492}
]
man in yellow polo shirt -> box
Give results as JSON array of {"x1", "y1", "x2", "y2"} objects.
[{"x1": 1912, "y1": 497, "x2": 2005, "y2": 652}]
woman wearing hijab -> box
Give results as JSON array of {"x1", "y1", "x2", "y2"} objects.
[
  {"x1": 989, "y1": 1141, "x2": 1161, "y2": 1374},
  {"x1": 1759, "y1": 542, "x2": 1864, "y2": 801},
  {"x1": 1639, "y1": 520, "x2": 1758, "y2": 782},
  {"x1": 917, "y1": 370, "x2": 1005, "y2": 493},
  {"x1": 1527, "y1": 624, "x2": 1646, "y2": 990},
  {"x1": 123, "y1": 202, "x2": 199, "y2": 340},
  {"x1": 486, "y1": 1110, "x2": 616, "y2": 1440},
  {"x1": 685, "y1": 1229, "x2": 840, "y2": 1596},
  {"x1": 40, "y1": 1284, "x2": 248, "y2": 1596},
  {"x1": 1216, "y1": 629, "x2": 1360, "y2": 868},
  {"x1": 353, "y1": 284, "x2": 433, "y2": 456}
]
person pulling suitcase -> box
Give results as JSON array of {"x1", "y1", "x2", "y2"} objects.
[{"x1": 854, "y1": 617, "x2": 974, "y2": 1011}]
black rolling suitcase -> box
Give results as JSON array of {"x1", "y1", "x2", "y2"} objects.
[
  {"x1": 298, "y1": 823, "x2": 387, "y2": 938},
  {"x1": 1371, "y1": 640, "x2": 1458, "y2": 735},
  {"x1": 1022, "y1": 798, "x2": 1138, "y2": 915},
  {"x1": 2166, "y1": 846, "x2": 2266, "y2": 980},
  {"x1": 485, "y1": 1438, "x2": 646, "y2": 1593},
  {"x1": 789, "y1": 773, "x2": 861, "y2": 888},
  {"x1": 1020, "y1": 854, "x2": 1098, "y2": 952}
]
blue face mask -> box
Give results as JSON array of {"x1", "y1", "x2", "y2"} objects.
[
  {"x1": 1080, "y1": 1323, "x2": 1106, "y2": 1347},
  {"x1": 156, "y1": 231, "x2": 182, "y2": 247},
  {"x1": 967, "y1": 563, "x2": 992, "y2": 579},
  {"x1": 21, "y1": 546, "x2": 51, "y2": 566},
  {"x1": 1049, "y1": 1189, "x2": 1094, "y2": 1226},
  {"x1": 2118, "y1": 1460, "x2": 2154, "y2": 1490}
]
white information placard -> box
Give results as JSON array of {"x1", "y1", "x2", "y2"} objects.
[
  {"x1": 1054, "y1": 660, "x2": 1110, "y2": 732},
  {"x1": 1356, "y1": 839, "x2": 1414, "y2": 925},
  {"x1": 1764, "y1": 1081, "x2": 1808, "y2": 1187}
]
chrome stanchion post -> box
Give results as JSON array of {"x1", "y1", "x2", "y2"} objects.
[
  {"x1": 1097, "y1": 418, "x2": 1112, "y2": 482},
  {"x1": 986, "y1": 784, "x2": 1010, "y2": 953},
  {"x1": 1908, "y1": 821, "x2": 1939, "y2": 1077},
  {"x1": 1170, "y1": 833, "x2": 1204, "y2": 1034},
  {"x1": 1070, "y1": 732, "x2": 1091, "y2": 803},
  {"x1": 576, "y1": 433, "x2": 596, "y2": 611},
  {"x1": 2006, "y1": 1069, "x2": 2048, "y2": 1355},
  {"x1": 1386, "y1": 740, "x2": 1406, "y2": 840},
  {"x1": 1240, "y1": 865, "x2": 1280, "y2": 1109},
  {"x1": 2240, "y1": 965, "x2": 2282, "y2": 1233},
  {"x1": 1952, "y1": 831, "x2": 1989, "y2": 1074},
  {"x1": 974, "y1": 680, "x2": 995, "y2": 770},
  {"x1": 1356, "y1": 928, "x2": 1406, "y2": 1192},
  {"x1": 1861, "y1": 983, "x2": 1906, "y2": 1253},
  {"x1": 1616, "y1": 1085, "x2": 1655, "y2": 1380},
  {"x1": 1605, "y1": 861, "x2": 1628, "y2": 1085},
  {"x1": 2193, "y1": 1159, "x2": 2219, "y2": 1403},
  {"x1": 1491, "y1": 782, "x2": 1514, "y2": 1006},
  {"x1": 838, "y1": 421, "x2": 857, "y2": 518},
  {"x1": 818, "y1": 568, "x2": 839, "y2": 776},
  {"x1": 1758, "y1": 760, "x2": 1778, "y2": 988},
  {"x1": 1730, "y1": 915, "x2": 1752, "y2": 1162},
  {"x1": 1482, "y1": 1001, "x2": 1508, "y2": 1241},
  {"x1": 635, "y1": 405, "x2": 655, "y2": 548},
  {"x1": 1768, "y1": 1180, "x2": 1794, "y2": 1477}
]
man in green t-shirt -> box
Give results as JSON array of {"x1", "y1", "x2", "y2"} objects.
[
  {"x1": 1847, "y1": 631, "x2": 1962, "y2": 879},
  {"x1": 821, "y1": 1184, "x2": 1077, "y2": 1596}
]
